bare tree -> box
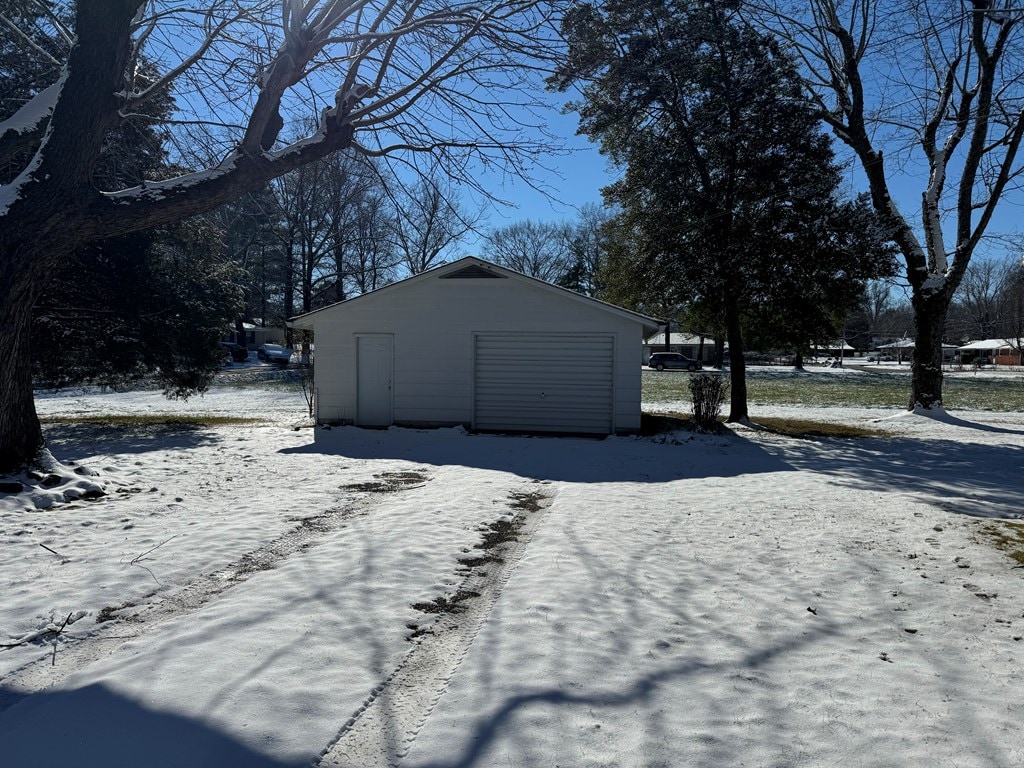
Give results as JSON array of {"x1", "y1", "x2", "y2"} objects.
[
  {"x1": 997, "y1": 257, "x2": 1024, "y2": 353},
  {"x1": 273, "y1": 160, "x2": 332, "y2": 318},
  {"x1": 0, "y1": 0, "x2": 558, "y2": 472},
  {"x1": 561, "y1": 203, "x2": 612, "y2": 296},
  {"x1": 952, "y1": 259, "x2": 1012, "y2": 340},
  {"x1": 271, "y1": 152, "x2": 376, "y2": 317},
  {"x1": 482, "y1": 218, "x2": 572, "y2": 282},
  {"x1": 754, "y1": 0, "x2": 1024, "y2": 408},
  {"x1": 322, "y1": 154, "x2": 381, "y2": 302},
  {"x1": 345, "y1": 191, "x2": 399, "y2": 295},
  {"x1": 862, "y1": 279, "x2": 894, "y2": 339},
  {"x1": 266, "y1": 151, "x2": 388, "y2": 331},
  {"x1": 387, "y1": 173, "x2": 480, "y2": 275}
]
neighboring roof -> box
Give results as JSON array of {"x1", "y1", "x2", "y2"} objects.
[
  {"x1": 878, "y1": 339, "x2": 958, "y2": 350},
  {"x1": 878, "y1": 339, "x2": 917, "y2": 349},
  {"x1": 644, "y1": 332, "x2": 711, "y2": 346},
  {"x1": 957, "y1": 338, "x2": 1022, "y2": 351},
  {"x1": 289, "y1": 256, "x2": 662, "y2": 334},
  {"x1": 813, "y1": 340, "x2": 855, "y2": 351}
]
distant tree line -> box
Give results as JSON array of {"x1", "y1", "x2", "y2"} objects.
[
  {"x1": 845, "y1": 258, "x2": 1024, "y2": 352},
  {"x1": 215, "y1": 155, "x2": 480, "y2": 338},
  {"x1": 217, "y1": 170, "x2": 616, "y2": 343}
]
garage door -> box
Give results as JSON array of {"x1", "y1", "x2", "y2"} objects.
[{"x1": 473, "y1": 333, "x2": 614, "y2": 434}]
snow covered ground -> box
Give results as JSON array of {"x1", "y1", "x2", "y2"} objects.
[{"x1": 2, "y1": 385, "x2": 1023, "y2": 767}]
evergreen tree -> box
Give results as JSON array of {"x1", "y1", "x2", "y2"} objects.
[
  {"x1": 552, "y1": 0, "x2": 893, "y2": 420},
  {"x1": 744, "y1": 194, "x2": 897, "y2": 366},
  {"x1": 33, "y1": 221, "x2": 243, "y2": 395}
]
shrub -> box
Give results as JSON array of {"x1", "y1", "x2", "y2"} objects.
[
  {"x1": 689, "y1": 374, "x2": 728, "y2": 430},
  {"x1": 299, "y1": 362, "x2": 314, "y2": 418}
]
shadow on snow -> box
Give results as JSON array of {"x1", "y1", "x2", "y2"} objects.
[
  {"x1": 0, "y1": 683, "x2": 294, "y2": 768},
  {"x1": 42, "y1": 422, "x2": 223, "y2": 460},
  {"x1": 280, "y1": 426, "x2": 793, "y2": 484},
  {"x1": 770, "y1": 433, "x2": 1024, "y2": 519},
  {"x1": 901, "y1": 410, "x2": 1024, "y2": 435},
  {"x1": 284, "y1": 423, "x2": 1023, "y2": 519}
]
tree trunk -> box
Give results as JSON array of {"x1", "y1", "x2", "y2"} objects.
[
  {"x1": 0, "y1": 185, "x2": 83, "y2": 474},
  {"x1": 0, "y1": 261, "x2": 45, "y2": 472},
  {"x1": 793, "y1": 350, "x2": 804, "y2": 370},
  {"x1": 724, "y1": 300, "x2": 748, "y2": 422},
  {"x1": 714, "y1": 337, "x2": 725, "y2": 368},
  {"x1": 909, "y1": 290, "x2": 950, "y2": 409}
]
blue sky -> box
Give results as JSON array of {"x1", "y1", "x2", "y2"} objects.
[
  {"x1": 481, "y1": 109, "x2": 611, "y2": 225},
  {"x1": 461, "y1": 103, "x2": 615, "y2": 255},
  {"x1": 471, "y1": 101, "x2": 1024, "y2": 267}
]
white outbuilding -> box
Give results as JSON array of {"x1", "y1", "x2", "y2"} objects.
[{"x1": 288, "y1": 257, "x2": 660, "y2": 435}]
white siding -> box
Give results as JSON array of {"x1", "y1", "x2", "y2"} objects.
[{"x1": 306, "y1": 270, "x2": 647, "y2": 433}]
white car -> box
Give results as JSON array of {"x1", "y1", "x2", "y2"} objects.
[{"x1": 257, "y1": 343, "x2": 292, "y2": 366}]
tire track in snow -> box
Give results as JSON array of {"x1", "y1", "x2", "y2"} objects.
[
  {"x1": 316, "y1": 484, "x2": 555, "y2": 768},
  {"x1": 0, "y1": 478, "x2": 425, "y2": 710}
]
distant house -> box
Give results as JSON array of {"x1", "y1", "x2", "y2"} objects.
[
  {"x1": 877, "y1": 339, "x2": 916, "y2": 363},
  {"x1": 876, "y1": 339, "x2": 957, "y2": 363},
  {"x1": 642, "y1": 332, "x2": 719, "y2": 364},
  {"x1": 812, "y1": 340, "x2": 856, "y2": 358},
  {"x1": 230, "y1": 322, "x2": 286, "y2": 350},
  {"x1": 289, "y1": 257, "x2": 660, "y2": 435},
  {"x1": 956, "y1": 339, "x2": 1023, "y2": 366}
]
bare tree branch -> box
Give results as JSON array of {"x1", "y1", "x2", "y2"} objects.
[
  {"x1": 0, "y1": 0, "x2": 562, "y2": 472},
  {"x1": 749, "y1": 0, "x2": 1024, "y2": 408}
]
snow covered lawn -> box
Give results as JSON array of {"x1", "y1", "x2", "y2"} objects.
[{"x1": 2, "y1": 387, "x2": 1023, "y2": 767}]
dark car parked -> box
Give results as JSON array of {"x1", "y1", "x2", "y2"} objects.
[
  {"x1": 257, "y1": 343, "x2": 292, "y2": 366},
  {"x1": 648, "y1": 352, "x2": 702, "y2": 371},
  {"x1": 220, "y1": 341, "x2": 249, "y2": 363}
]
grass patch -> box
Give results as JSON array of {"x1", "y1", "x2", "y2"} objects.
[
  {"x1": 747, "y1": 372, "x2": 909, "y2": 408},
  {"x1": 643, "y1": 368, "x2": 1024, "y2": 411},
  {"x1": 749, "y1": 416, "x2": 888, "y2": 439},
  {"x1": 641, "y1": 412, "x2": 709, "y2": 436},
  {"x1": 476, "y1": 517, "x2": 524, "y2": 550},
  {"x1": 339, "y1": 470, "x2": 429, "y2": 493},
  {"x1": 39, "y1": 414, "x2": 263, "y2": 427},
  {"x1": 641, "y1": 411, "x2": 882, "y2": 439},
  {"x1": 643, "y1": 369, "x2": 911, "y2": 409},
  {"x1": 979, "y1": 522, "x2": 1024, "y2": 566},
  {"x1": 944, "y1": 376, "x2": 1024, "y2": 410},
  {"x1": 411, "y1": 589, "x2": 481, "y2": 615}
]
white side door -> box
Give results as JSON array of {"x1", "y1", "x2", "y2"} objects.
[{"x1": 356, "y1": 334, "x2": 393, "y2": 427}]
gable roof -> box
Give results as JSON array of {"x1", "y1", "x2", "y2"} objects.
[
  {"x1": 957, "y1": 338, "x2": 1022, "y2": 351},
  {"x1": 288, "y1": 256, "x2": 662, "y2": 334}
]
